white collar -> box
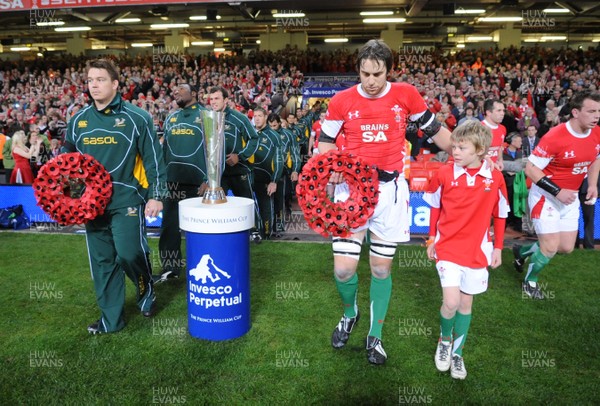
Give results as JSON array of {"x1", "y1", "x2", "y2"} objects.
[
  {"x1": 357, "y1": 82, "x2": 391, "y2": 99},
  {"x1": 566, "y1": 121, "x2": 591, "y2": 139},
  {"x1": 453, "y1": 161, "x2": 492, "y2": 180},
  {"x1": 482, "y1": 119, "x2": 498, "y2": 129}
]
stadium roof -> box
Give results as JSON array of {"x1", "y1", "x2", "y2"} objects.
[{"x1": 1, "y1": 0, "x2": 599, "y2": 51}]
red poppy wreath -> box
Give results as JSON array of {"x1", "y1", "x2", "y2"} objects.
[
  {"x1": 296, "y1": 150, "x2": 379, "y2": 238},
  {"x1": 33, "y1": 153, "x2": 113, "y2": 226}
]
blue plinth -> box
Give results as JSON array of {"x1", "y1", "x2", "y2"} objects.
[{"x1": 179, "y1": 196, "x2": 255, "y2": 341}]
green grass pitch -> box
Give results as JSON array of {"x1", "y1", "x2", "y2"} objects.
[{"x1": 0, "y1": 232, "x2": 599, "y2": 405}]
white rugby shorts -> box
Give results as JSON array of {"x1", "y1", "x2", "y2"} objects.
[{"x1": 334, "y1": 177, "x2": 410, "y2": 243}]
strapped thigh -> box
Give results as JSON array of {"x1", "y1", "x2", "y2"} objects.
[
  {"x1": 370, "y1": 240, "x2": 398, "y2": 259},
  {"x1": 332, "y1": 237, "x2": 363, "y2": 261}
]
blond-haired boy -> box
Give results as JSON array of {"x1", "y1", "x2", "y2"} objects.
[{"x1": 424, "y1": 121, "x2": 510, "y2": 379}]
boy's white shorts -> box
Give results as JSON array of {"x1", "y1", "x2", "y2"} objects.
[{"x1": 436, "y1": 260, "x2": 489, "y2": 295}]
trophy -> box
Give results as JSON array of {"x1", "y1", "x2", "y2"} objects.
[{"x1": 201, "y1": 110, "x2": 227, "y2": 204}]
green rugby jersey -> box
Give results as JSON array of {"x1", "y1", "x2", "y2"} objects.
[
  {"x1": 276, "y1": 127, "x2": 301, "y2": 174},
  {"x1": 291, "y1": 120, "x2": 310, "y2": 146},
  {"x1": 253, "y1": 125, "x2": 283, "y2": 184},
  {"x1": 65, "y1": 94, "x2": 166, "y2": 209},
  {"x1": 163, "y1": 102, "x2": 208, "y2": 186},
  {"x1": 223, "y1": 106, "x2": 260, "y2": 176},
  {"x1": 301, "y1": 112, "x2": 316, "y2": 128}
]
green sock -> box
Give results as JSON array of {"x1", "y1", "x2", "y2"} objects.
[
  {"x1": 440, "y1": 311, "x2": 455, "y2": 343},
  {"x1": 452, "y1": 312, "x2": 472, "y2": 357},
  {"x1": 525, "y1": 249, "x2": 551, "y2": 283},
  {"x1": 368, "y1": 275, "x2": 392, "y2": 339},
  {"x1": 519, "y1": 242, "x2": 539, "y2": 259},
  {"x1": 334, "y1": 273, "x2": 358, "y2": 318}
]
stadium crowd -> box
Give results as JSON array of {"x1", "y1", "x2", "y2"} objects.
[{"x1": 0, "y1": 44, "x2": 599, "y2": 240}]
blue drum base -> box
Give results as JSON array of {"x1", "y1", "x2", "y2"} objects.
[{"x1": 185, "y1": 230, "x2": 250, "y2": 340}]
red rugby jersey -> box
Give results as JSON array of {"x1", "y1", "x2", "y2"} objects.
[
  {"x1": 424, "y1": 163, "x2": 510, "y2": 268},
  {"x1": 528, "y1": 122, "x2": 600, "y2": 190},
  {"x1": 321, "y1": 82, "x2": 428, "y2": 172},
  {"x1": 481, "y1": 119, "x2": 507, "y2": 163}
]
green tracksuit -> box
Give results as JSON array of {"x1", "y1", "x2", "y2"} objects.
[
  {"x1": 159, "y1": 102, "x2": 207, "y2": 277},
  {"x1": 301, "y1": 112, "x2": 317, "y2": 129},
  {"x1": 273, "y1": 126, "x2": 301, "y2": 232},
  {"x1": 292, "y1": 120, "x2": 310, "y2": 148},
  {"x1": 221, "y1": 106, "x2": 260, "y2": 199},
  {"x1": 65, "y1": 94, "x2": 166, "y2": 333},
  {"x1": 253, "y1": 125, "x2": 283, "y2": 239}
]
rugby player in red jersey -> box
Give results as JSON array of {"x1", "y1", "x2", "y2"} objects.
[
  {"x1": 318, "y1": 39, "x2": 452, "y2": 365},
  {"x1": 513, "y1": 90, "x2": 600, "y2": 299}
]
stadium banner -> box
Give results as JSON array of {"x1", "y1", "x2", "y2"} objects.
[
  {"x1": 301, "y1": 74, "x2": 358, "y2": 99},
  {"x1": 1, "y1": 0, "x2": 224, "y2": 12},
  {"x1": 0, "y1": 185, "x2": 598, "y2": 239}
]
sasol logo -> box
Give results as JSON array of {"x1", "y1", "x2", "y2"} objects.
[
  {"x1": 170, "y1": 128, "x2": 195, "y2": 135},
  {"x1": 188, "y1": 254, "x2": 242, "y2": 309},
  {"x1": 83, "y1": 136, "x2": 117, "y2": 145}
]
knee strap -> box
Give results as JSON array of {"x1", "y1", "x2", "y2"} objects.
[
  {"x1": 332, "y1": 237, "x2": 362, "y2": 261},
  {"x1": 370, "y1": 241, "x2": 397, "y2": 259}
]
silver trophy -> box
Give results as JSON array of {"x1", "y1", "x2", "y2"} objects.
[{"x1": 201, "y1": 110, "x2": 227, "y2": 204}]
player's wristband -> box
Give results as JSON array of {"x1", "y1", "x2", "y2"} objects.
[
  {"x1": 536, "y1": 176, "x2": 561, "y2": 197},
  {"x1": 425, "y1": 237, "x2": 435, "y2": 247}
]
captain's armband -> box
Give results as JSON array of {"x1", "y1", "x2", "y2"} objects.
[{"x1": 415, "y1": 110, "x2": 441, "y2": 140}]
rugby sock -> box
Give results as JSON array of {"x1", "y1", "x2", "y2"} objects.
[
  {"x1": 452, "y1": 312, "x2": 472, "y2": 357},
  {"x1": 368, "y1": 275, "x2": 392, "y2": 339},
  {"x1": 334, "y1": 273, "x2": 358, "y2": 318},
  {"x1": 440, "y1": 311, "x2": 455, "y2": 343},
  {"x1": 519, "y1": 242, "x2": 539, "y2": 259},
  {"x1": 524, "y1": 249, "x2": 551, "y2": 284}
]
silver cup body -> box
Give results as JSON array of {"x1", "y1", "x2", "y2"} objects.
[{"x1": 201, "y1": 110, "x2": 227, "y2": 204}]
